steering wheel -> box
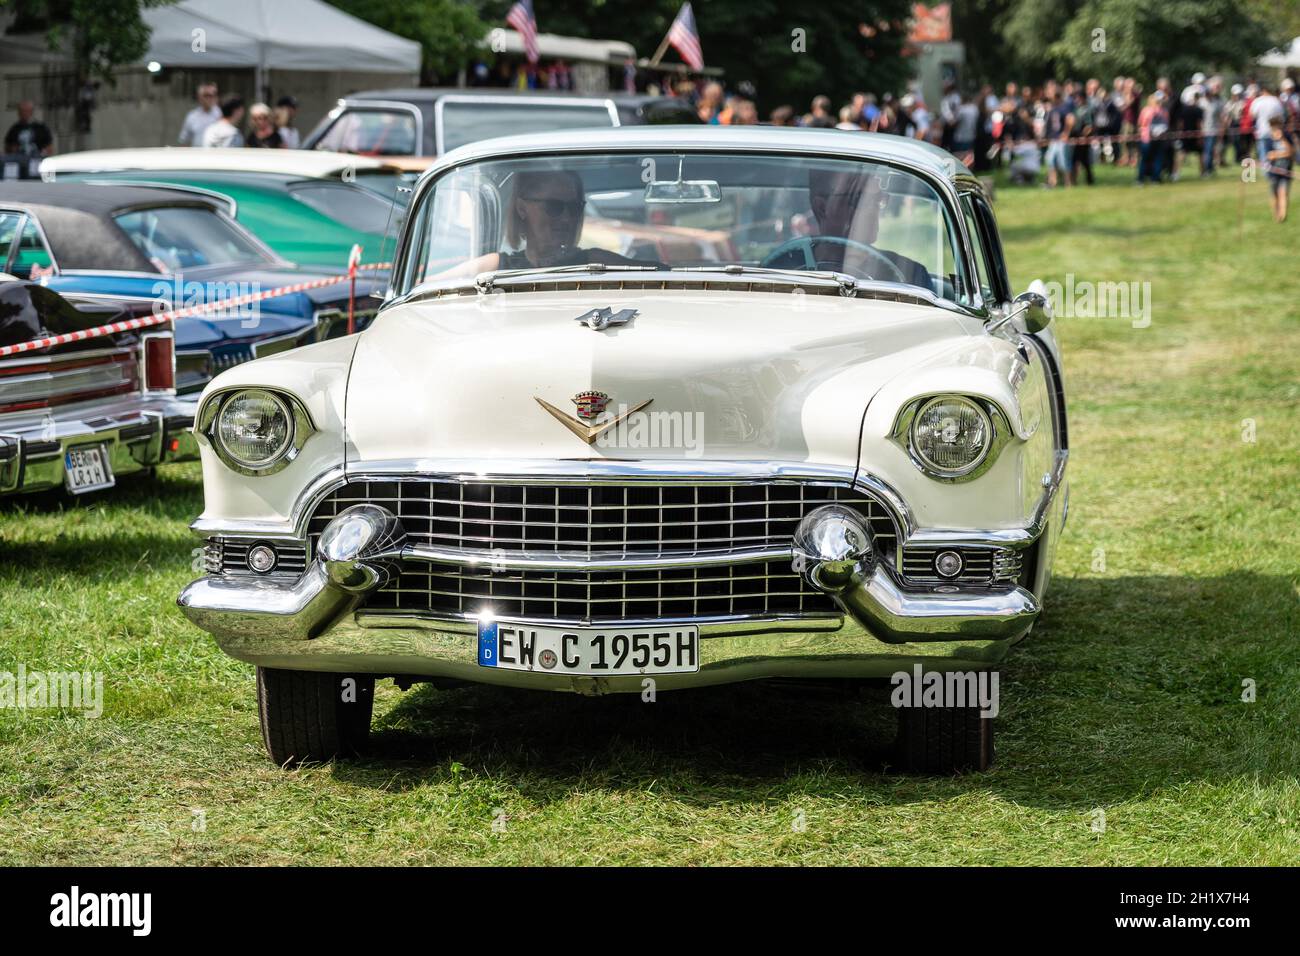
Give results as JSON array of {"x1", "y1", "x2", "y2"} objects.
[{"x1": 761, "y1": 236, "x2": 906, "y2": 284}]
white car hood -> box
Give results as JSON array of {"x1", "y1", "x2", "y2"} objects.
[{"x1": 344, "y1": 289, "x2": 970, "y2": 469}]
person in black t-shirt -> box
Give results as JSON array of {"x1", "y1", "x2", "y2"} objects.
[{"x1": 3, "y1": 101, "x2": 54, "y2": 159}]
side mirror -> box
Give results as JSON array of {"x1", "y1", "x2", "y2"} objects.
[
  {"x1": 1012, "y1": 291, "x2": 1052, "y2": 334},
  {"x1": 987, "y1": 280, "x2": 1052, "y2": 336},
  {"x1": 1012, "y1": 279, "x2": 1053, "y2": 333}
]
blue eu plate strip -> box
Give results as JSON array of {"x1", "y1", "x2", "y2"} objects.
[{"x1": 477, "y1": 620, "x2": 498, "y2": 667}]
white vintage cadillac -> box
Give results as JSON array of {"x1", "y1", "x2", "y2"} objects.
[{"x1": 178, "y1": 127, "x2": 1068, "y2": 772}]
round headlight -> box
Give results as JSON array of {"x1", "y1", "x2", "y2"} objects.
[
  {"x1": 215, "y1": 389, "x2": 293, "y2": 469},
  {"x1": 910, "y1": 397, "x2": 992, "y2": 477}
]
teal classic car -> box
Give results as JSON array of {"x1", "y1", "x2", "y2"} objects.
[{"x1": 39, "y1": 149, "x2": 406, "y2": 270}]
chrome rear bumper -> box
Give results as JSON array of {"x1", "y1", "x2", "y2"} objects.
[{"x1": 0, "y1": 394, "x2": 199, "y2": 496}]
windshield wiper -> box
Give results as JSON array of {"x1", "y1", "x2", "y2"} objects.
[
  {"x1": 669, "y1": 264, "x2": 860, "y2": 297},
  {"x1": 475, "y1": 262, "x2": 659, "y2": 293}
]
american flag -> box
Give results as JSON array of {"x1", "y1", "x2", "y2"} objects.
[
  {"x1": 506, "y1": 0, "x2": 540, "y2": 64},
  {"x1": 665, "y1": 2, "x2": 704, "y2": 71}
]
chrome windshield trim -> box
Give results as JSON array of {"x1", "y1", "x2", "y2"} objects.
[
  {"x1": 391, "y1": 142, "x2": 979, "y2": 313},
  {"x1": 395, "y1": 270, "x2": 966, "y2": 316}
]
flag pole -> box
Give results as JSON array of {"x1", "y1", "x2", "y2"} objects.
[{"x1": 648, "y1": 32, "x2": 672, "y2": 68}]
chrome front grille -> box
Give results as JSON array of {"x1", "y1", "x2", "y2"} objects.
[
  {"x1": 307, "y1": 478, "x2": 899, "y2": 623},
  {"x1": 308, "y1": 480, "x2": 897, "y2": 557}
]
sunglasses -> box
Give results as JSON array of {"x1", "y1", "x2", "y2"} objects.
[{"x1": 519, "y1": 196, "x2": 583, "y2": 217}]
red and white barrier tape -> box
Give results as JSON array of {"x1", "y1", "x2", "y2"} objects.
[{"x1": 0, "y1": 262, "x2": 390, "y2": 359}]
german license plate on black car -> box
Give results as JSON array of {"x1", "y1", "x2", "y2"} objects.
[
  {"x1": 63, "y1": 444, "x2": 114, "y2": 494},
  {"x1": 478, "y1": 621, "x2": 700, "y2": 675}
]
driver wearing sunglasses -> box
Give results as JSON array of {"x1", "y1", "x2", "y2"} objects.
[
  {"x1": 438, "y1": 170, "x2": 656, "y2": 279},
  {"x1": 499, "y1": 170, "x2": 653, "y2": 269}
]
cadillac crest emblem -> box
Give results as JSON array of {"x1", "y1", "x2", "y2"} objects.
[{"x1": 572, "y1": 390, "x2": 610, "y2": 421}]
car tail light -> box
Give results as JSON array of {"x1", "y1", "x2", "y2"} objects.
[{"x1": 142, "y1": 333, "x2": 175, "y2": 393}]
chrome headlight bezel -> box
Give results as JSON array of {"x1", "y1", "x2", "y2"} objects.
[
  {"x1": 891, "y1": 394, "x2": 1011, "y2": 482},
  {"x1": 197, "y1": 387, "x2": 315, "y2": 476}
]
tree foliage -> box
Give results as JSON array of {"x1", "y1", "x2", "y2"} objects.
[
  {"x1": 327, "y1": 0, "x2": 488, "y2": 82},
  {"x1": 957, "y1": 0, "x2": 1287, "y2": 86},
  {"x1": 3, "y1": 0, "x2": 171, "y2": 81}
]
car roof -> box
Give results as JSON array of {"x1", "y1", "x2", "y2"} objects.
[
  {"x1": 427, "y1": 126, "x2": 977, "y2": 185},
  {"x1": 0, "y1": 180, "x2": 223, "y2": 216},
  {"x1": 344, "y1": 87, "x2": 673, "y2": 105},
  {"x1": 40, "y1": 148, "x2": 396, "y2": 179},
  {"x1": 0, "y1": 181, "x2": 225, "y2": 273}
]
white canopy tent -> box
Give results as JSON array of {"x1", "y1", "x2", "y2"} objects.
[
  {"x1": 141, "y1": 0, "x2": 421, "y2": 92},
  {"x1": 484, "y1": 31, "x2": 636, "y2": 66},
  {"x1": 1259, "y1": 37, "x2": 1300, "y2": 70}
]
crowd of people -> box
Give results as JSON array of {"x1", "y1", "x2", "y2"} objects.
[
  {"x1": 662, "y1": 71, "x2": 1298, "y2": 222},
  {"x1": 177, "y1": 83, "x2": 302, "y2": 149}
]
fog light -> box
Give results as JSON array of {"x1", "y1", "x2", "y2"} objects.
[
  {"x1": 935, "y1": 550, "x2": 963, "y2": 578},
  {"x1": 247, "y1": 544, "x2": 277, "y2": 574}
]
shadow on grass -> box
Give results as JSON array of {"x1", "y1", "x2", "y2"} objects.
[
  {"x1": 0, "y1": 465, "x2": 202, "y2": 580},
  {"x1": 328, "y1": 572, "x2": 1298, "y2": 808}
]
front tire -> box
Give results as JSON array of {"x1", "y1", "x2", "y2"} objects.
[
  {"x1": 894, "y1": 704, "x2": 993, "y2": 774},
  {"x1": 256, "y1": 667, "x2": 374, "y2": 767}
]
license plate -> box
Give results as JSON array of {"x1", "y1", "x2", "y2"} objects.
[
  {"x1": 478, "y1": 621, "x2": 700, "y2": 676},
  {"x1": 63, "y1": 444, "x2": 114, "y2": 494}
]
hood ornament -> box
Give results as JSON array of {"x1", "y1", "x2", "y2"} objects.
[
  {"x1": 535, "y1": 391, "x2": 653, "y2": 444},
  {"x1": 574, "y1": 307, "x2": 637, "y2": 332}
]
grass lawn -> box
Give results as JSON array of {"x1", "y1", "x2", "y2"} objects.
[{"x1": 1, "y1": 163, "x2": 1297, "y2": 866}]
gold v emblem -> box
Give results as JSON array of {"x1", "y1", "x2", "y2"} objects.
[{"x1": 534, "y1": 396, "x2": 653, "y2": 444}]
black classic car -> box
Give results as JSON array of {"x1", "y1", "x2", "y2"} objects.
[{"x1": 0, "y1": 279, "x2": 192, "y2": 496}]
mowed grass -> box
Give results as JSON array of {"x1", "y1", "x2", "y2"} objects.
[{"x1": 1, "y1": 163, "x2": 1297, "y2": 865}]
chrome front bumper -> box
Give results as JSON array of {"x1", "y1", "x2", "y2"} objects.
[
  {"x1": 178, "y1": 503, "x2": 1041, "y2": 691},
  {"x1": 0, "y1": 394, "x2": 199, "y2": 496}
]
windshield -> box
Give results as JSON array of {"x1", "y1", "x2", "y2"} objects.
[
  {"x1": 398, "y1": 151, "x2": 970, "y2": 303},
  {"x1": 113, "y1": 205, "x2": 272, "y2": 272}
]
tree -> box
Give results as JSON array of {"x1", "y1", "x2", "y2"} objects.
[
  {"x1": 956, "y1": 0, "x2": 1286, "y2": 87},
  {"x1": 327, "y1": 0, "x2": 489, "y2": 83},
  {"x1": 3, "y1": 0, "x2": 169, "y2": 82},
  {"x1": 1051, "y1": 0, "x2": 1282, "y2": 82}
]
